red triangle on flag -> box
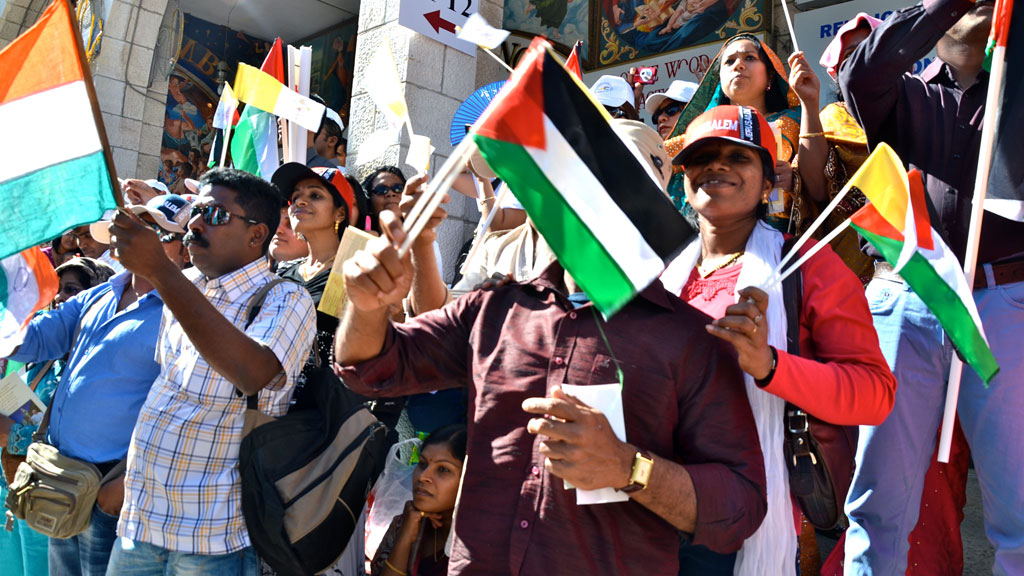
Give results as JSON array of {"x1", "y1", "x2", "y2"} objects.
[
  {"x1": 261, "y1": 38, "x2": 285, "y2": 83},
  {"x1": 474, "y1": 38, "x2": 548, "y2": 150}
]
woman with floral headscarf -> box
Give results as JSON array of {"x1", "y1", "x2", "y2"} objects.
[{"x1": 666, "y1": 33, "x2": 819, "y2": 235}]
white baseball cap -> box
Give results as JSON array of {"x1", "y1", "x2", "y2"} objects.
[
  {"x1": 589, "y1": 75, "x2": 632, "y2": 108},
  {"x1": 645, "y1": 80, "x2": 698, "y2": 114}
]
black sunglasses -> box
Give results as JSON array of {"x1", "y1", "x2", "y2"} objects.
[
  {"x1": 604, "y1": 106, "x2": 627, "y2": 119},
  {"x1": 370, "y1": 183, "x2": 404, "y2": 196},
  {"x1": 652, "y1": 103, "x2": 684, "y2": 125},
  {"x1": 189, "y1": 204, "x2": 260, "y2": 226}
]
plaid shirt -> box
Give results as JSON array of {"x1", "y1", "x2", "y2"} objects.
[{"x1": 118, "y1": 259, "x2": 315, "y2": 554}]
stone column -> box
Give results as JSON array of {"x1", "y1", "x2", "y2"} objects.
[{"x1": 348, "y1": 0, "x2": 507, "y2": 284}]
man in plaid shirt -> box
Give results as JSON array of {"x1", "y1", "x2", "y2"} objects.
[{"x1": 104, "y1": 169, "x2": 315, "y2": 575}]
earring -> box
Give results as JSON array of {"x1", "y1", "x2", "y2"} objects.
[{"x1": 334, "y1": 221, "x2": 340, "y2": 234}]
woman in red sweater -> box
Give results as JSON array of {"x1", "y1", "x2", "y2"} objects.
[{"x1": 660, "y1": 105, "x2": 896, "y2": 575}]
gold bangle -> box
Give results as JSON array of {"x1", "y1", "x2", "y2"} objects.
[
  {"x1": 799, "y1": 132, "x2": 825, "y2": 139},
  {"x1": 479, "y1": 196, "x2": 496, "y2": 203},
  {"x1": 385, "y1": 558, "x2": 408, "y2": 576}
]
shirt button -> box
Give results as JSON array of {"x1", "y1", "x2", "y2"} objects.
[
  {"x1": 520, "y1": 520, "x2": 529, "y2": 529},
  {"x1": 953, "y1": 153, "x2": 961, "y2": 159},
  {"x1": 568, "y1": 312, "x2": 577, "y2": 320},
  {"x1": 554, "y1": 357, "x2": 564, "y2": 365},
  {"x1": 531, "y1": 466, "x2": 540, "y2": 476}
]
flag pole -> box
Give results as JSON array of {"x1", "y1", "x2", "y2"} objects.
[
  {"x1": 65, "y1": 0, "x2": 122, "y2": 208},
  {"x1": 779, "y1": 0, "x2": 800, "y2": 52},
  {"x1": 219, "y1": 124, "x2": 232, "y2": 167},
  {"x1": 765, "y1": 218, "x2": 852, "y2": 289},
  {"x1": 481, "y1": 47, "x2": 514, "y2": 73},
  {"x1": 937, "y1": 14, "x2": 1009, "y2": 463},
  {"x1": 398, "y1": 136, "x2": 478, "y2": 258},
  {"x1": 767, "y1": 182, "x2": 854, "y2": 284},
  {"x1": 460, "y1": 184, "x2": 511, "y2": 276}
]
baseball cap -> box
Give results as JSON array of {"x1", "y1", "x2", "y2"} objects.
[
  {"x1": 89, "y1": 194, "x2": 193, "y2": 243},
  {"x1": 589, "y1": 75, "x2": 632, "y2": 108},
  {"x1": 673, "y1": 105, "x2": 777, "y2": 179},
  {"x1": 184, "y1": 178, "x2": 200, "y2": 194},
  {"x1": 645, "y1": 81, "x2": 698, "y2": 115},
  {"x1": 144, "y1": 179, "x2": 170, "y2": 195},
  {"x1": 610, "y1": 119, "x2": 672, "y2": 192},
  {"x1": 819, "y1": 13, "x2": 882, "y2": 79},
  {"x1": 271, "y1": 162, "x2": 355, "y2": 213}
]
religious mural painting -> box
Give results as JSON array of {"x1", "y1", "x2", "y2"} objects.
[
  {"x1": 159, "y1": 14, "x2": 270, "y2": 191},
  {"x1": 301, "y1": 18, "x2": 359, "y2": 129},
  {"x1": 502, "y1": 0, "x2": 596, "y2": 66}
]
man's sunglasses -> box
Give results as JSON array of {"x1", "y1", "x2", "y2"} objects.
[
  {"x1": 189, "y1": 204, "x2": 260, "y2": 226},
  {"x1": 370, "y1": 183, "x2": 404, "y2": 196},
  {"x1": 604, "y1": 106, "x2": 628, "y2": 119},
  {"x1": 652, "y1": 103, "x2": 684, "y2": 125}
]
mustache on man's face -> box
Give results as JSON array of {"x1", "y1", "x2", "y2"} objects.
[{"x1": 182, "y1": 231, "x2": 209, "y2": 248}]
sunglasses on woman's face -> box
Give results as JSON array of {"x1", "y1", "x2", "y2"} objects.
[
  {"x1": 604, "y1": 106, "x2": 628, "y2": 119},
  {"x1": 652, "y1": 103, "x2": 684, "y2": 125},
  {"x1": 370, "y1": 183, "x2": 404, "y2": 196},
  {"x1": 189, "y1": 204, "x2": 260, "y2": 226}
]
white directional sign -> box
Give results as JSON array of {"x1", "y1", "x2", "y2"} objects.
[{"x1": 399, "y1": 0, "x2": 479, "y2": 55}]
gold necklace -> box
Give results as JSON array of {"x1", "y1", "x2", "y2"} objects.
[{"x1": 697, "y1": 251, "x2": 744, "y2": 278}]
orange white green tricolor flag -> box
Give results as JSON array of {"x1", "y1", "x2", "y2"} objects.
[
  {"x1": 0, "y1": 248, "x2": 58, "y2": 357},
  {"x1": 0, "y1": 0, "x2": 118, "y2": 261},
  {"x1": 471, "y1": 38, "x2": 694, "y2": 317},
  {"x1": 849, "y1": 145, "x2": 999, "y2": 383}
]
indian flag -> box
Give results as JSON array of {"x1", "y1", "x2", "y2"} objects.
[
  {"x1": 0, "y1": 248, "x2": 58, "y2": 357},
  {"x1": 471, "y1": 39, "x2": 694, "y2": 316},
  {"x1": 232, "y1": 39, "x2": 284, "y2": 178},
  {"x1": 850, "y1": 152, "x2": 999, "y2": 383},
  {"x1": 0, "y1": 0, "x2": 118, "y2": 260}
]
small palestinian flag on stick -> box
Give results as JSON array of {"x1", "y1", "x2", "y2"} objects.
[{"x1": 472, "y1": 38, "x2": 694, "y2": 317}]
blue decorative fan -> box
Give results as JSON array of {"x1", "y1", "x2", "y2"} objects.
[{"x1": 449, "y1": 81, "x2": 507, "y2": 147}]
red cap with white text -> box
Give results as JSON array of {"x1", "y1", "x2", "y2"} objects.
[{"x1": 672, "y1": 105, "x2": 777, "y2": 170}]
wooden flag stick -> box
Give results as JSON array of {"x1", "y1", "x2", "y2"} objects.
[
  {"x1": 398, "y1": 137, "x2": 478, "y2": 258},
  {"x1": 766, "y1": 182, "x2": 854, "y2": 285},
  {"x1": 780, "y1": 0, "x2": 800, "y2": 53},
  {"x1": 460, "y1": 184, "x2": 511, "y2": 276},
  {"x1": 482, "y1": 47, "x2": 514, "y2": 73},
  {"x1": 937, "y1": 14, "x2": 1009, "y2": 463},
  {"x1": 765, "y1": 218, "x2": 852, "y2": 289}
]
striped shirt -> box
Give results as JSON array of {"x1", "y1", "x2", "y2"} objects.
[{"x1": 117, "y1": 259, "x2": 315, "y2": 554}]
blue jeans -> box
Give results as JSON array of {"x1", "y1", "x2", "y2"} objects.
[
  {"x1": 48, "y1": 503, "x2": 120, "y2": 576},
  {"x1": 106, "y1": 538, "x2": 258, "y2": 576},
  {"x1": 845, "y1": 277, "x2": 1024, "y2": 575}
]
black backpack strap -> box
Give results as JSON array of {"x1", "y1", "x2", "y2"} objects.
[{"x1": 238, "y1": 278, "x2": 290, "y2": 409}]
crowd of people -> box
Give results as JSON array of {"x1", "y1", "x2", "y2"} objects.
[{"x1": 1, "y1": 0, "x2": 1021, "y2": 574}]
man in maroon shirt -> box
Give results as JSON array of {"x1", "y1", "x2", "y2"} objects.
[{"x1": 334, "y1": 212, "x2": 767, "y2": 575}]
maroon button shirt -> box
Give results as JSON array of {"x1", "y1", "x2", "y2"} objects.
[{"x1": 337, "y1": 263, "x2": 766, "y2": 576}]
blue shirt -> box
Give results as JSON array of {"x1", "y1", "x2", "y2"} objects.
[{"x1": 10, "y1": 272, "x2": 164, "y2": 463}]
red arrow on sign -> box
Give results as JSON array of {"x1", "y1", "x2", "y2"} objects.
[{"x1": 424, "y1": 10, "x2": 457, "y2": 34}]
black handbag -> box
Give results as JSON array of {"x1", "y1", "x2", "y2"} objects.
[{"x1": 780, "y1": 238, "x2": 858, "y2": 531}]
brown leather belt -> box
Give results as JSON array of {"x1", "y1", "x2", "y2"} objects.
[
  {"x1": 873, "y1": 259, "x2": 1024, "y2": 289},
  {"x1": 975, "y1": 258, "x2": 1024, "y2": 290}
]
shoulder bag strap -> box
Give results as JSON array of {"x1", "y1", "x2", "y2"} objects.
[
  {"x1": 33, "y1": 289, "x2": 117, "y2": 443},
  {"x1": 27, "y1": 360, "x2": 56, "y2": 393},
  {"x1": 780, "y1": 238, "x2": 814, "y2": 462},
  {"x1": 239, "y1": 277, "x2": 290, "y2": 410}
]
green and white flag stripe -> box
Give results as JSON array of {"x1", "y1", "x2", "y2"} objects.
[{"x1": 855, "y1": 225, "x2": 999, "y2": 382}]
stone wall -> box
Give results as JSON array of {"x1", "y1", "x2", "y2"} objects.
[{"x1": 348, "y1": 0, "x2": 506, "y2": 284}]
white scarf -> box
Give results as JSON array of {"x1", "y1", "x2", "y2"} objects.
[{"x1": 661, "y1": 221, "x2": 796, "y2": 576}]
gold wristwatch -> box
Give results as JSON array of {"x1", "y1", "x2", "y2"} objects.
[{"x1": 620, "y1": 450, "x2": 654, "y2": 493}]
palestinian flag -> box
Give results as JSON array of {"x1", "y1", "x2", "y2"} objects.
[
  {"x1": 565, "y1": 40, "x2": 583, "y2": 79},
  {"x1": 0, "y1": 248, "x2": 58, "y2": 357},
  {"x1": 231, "y1": 39, "x2": 284, "y2": 178},
  {"x1": 0, "y1": 0, "x2": 118, "y2": 260},
  {"x1": 982, "y1": 0, "x2": 1023, "y2": 221},
  {"x1": 472, "y1": 39, "x2": 694, "y2": 316},
  {"x1": 850, "y1": 146, "x2": 998, "y2": 383}
]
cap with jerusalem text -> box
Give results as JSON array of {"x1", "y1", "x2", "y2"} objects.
[
  {"x1": 271, "y1": 162, "x2": 355, "y2": 214},
  {"x1": 673, "y1": 105, "x2": 777, "y2": 171},
  {"x1": 89, "y1": 194, "x2": 193, "y2": 243}
]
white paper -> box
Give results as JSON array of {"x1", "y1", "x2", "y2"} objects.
[
  {"x1": 365, "y1": 43, "x2": 410, "y2": 127},
  {"x1": 0, "y1": 372, "x2": 45, "y2": 425},
  {"x1": 559, "y1": 384, "x2": 629, "y2": 505},
  {"x1": 456, "y1": 13, "x2": 510, "y2": 50},
  {"x1": 405, "y1": 135, "x2": 434, "y2": 176},
  {"x1": 356, "y1": 127, "x2": 401, "y2": 166}
]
